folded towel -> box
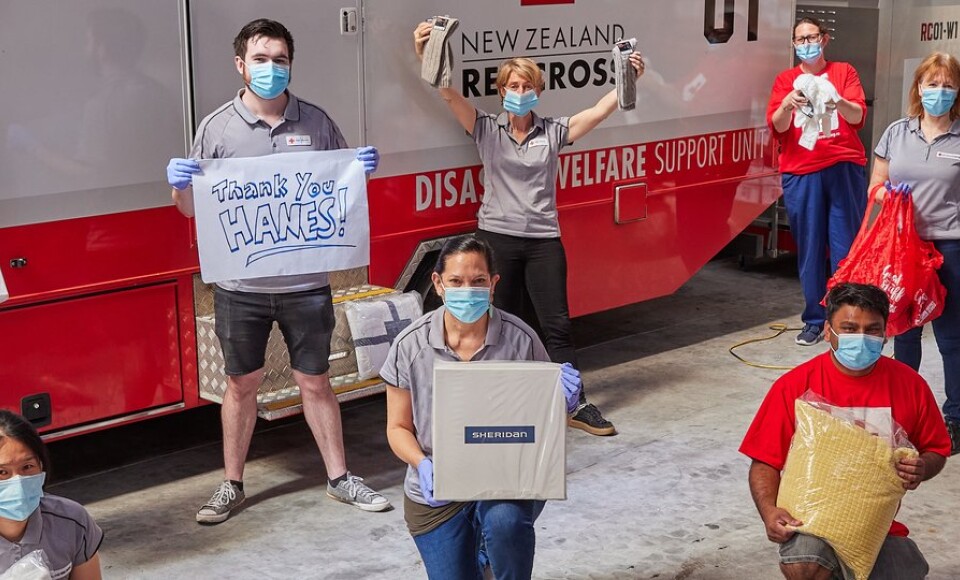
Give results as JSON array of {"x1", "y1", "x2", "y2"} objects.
[{"x1": 421, "y1": 16, "x2": 460, "y2": 89}]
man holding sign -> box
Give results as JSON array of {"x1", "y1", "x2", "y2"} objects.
[{"x1": 167, "y1": 19, "x2": 388, "y2": 524}]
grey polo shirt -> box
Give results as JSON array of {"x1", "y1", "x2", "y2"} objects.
[
  {"x1": 190, "y1": 89, "x2": 350, "y2": 293},
  {"x1": 0, "y1": 495, "x2": 103, "y2": 580},
  {"x1": 473, "y1": 110, "x2": 571, "y2": 238},
  {"x1": 875, "y1": 116, "x2": 960, "y2": 240},
  {"x1": 380, "y1": 306, "x2": 550, "y2": 504}
]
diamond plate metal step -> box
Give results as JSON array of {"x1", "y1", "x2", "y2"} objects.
[{"x1": 194, "y1": 272, "x2": 397, "y2": 420}]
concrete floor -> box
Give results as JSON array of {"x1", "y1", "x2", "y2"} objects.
[{"x1": 46, "y1": 258, "x2": 960, "y2": 579}]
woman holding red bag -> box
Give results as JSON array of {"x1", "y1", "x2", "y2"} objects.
[{"x1": 870, "y1": 52, "x2": 960, "y2": 455}]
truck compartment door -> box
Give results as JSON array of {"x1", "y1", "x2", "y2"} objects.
[{"x1": 0, "y1": 284, "x2": 183, "y2": 434}]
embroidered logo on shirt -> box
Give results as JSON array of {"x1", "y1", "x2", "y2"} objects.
[{"x1": 286, "y1": 135, "x2": 312, "y2": 146}]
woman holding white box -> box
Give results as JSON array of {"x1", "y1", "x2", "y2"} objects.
[{"x1": 382, "y1": 235, "x2": 581, "y2": 579}]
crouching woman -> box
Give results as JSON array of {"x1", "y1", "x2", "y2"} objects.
[
  {"x1": 382, "y1": 235, "x2": 580, "y2": 579},
  {"x1": 0, "y1": 410, "x2": 103, "y2": 579}
]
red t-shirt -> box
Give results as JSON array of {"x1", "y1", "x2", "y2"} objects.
[
  {"x1": 766, "y1": 61, "x2": 867, "y2": 175},
  {"x1": 740, "y1": 352, "x2": 951, "y2": 536}
]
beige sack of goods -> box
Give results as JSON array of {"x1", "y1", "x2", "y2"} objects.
[{"x1": 777, "y1": 398, "x2": 917, "y2": 580}]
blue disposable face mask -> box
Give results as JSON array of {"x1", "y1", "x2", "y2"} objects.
[
  {"x1": 830, "y1": 328, "x2": 885, "y2": 371},
  {"x1": 442, "y1": 285, "x2": 491, "y2": 323},
  {"x1": 503, "y1": 89, "x2": 539, "y2": 117},
  {"x1": 248, "y1": 61, "x2": 290, "y2": 100},
  {"x1": 0, "y1": 473, "x2": 45, "y2": 522},
  {"x1": 794, "y1": 42, "x2": 823, "y2": 63},
  {"x1": 920, "y1": 87, "x2": 958, "y2": 117}
]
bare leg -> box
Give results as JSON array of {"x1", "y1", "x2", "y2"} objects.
[
  {"x1": 295, "y1": 370, "x2": 347, "y2": 479},
  {"x1": 780, "y1": 562, "x2": 834, "y2": 580},
  {"x1": 222, "y1": 369, "x2": 264, "y2": 481}
]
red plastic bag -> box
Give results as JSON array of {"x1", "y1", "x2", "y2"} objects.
[{"x1": 826, "y1": 191, "x2": 946, "y2": 336}]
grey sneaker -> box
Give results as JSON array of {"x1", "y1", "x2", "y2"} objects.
[
  {"x1": 795, "y1": 324, "x2": 823, "y2": 346},
  {"x1": 326, "y1": 473, "x2": 391, "y2": 512},
  {"x1": 196, "y1": 480, "x2": 245, "y2": 524}
]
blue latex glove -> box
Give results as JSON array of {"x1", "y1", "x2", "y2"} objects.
[
  {"x1": 167, "y1": 158, "x2": 201, "y2": 190},
  {"x1": 417, "y1": 457, "x2": 450, "y2": 508},
  {"x1": 885, "y1": 180, "x2": 913, "y2": 197},
  {"x1": 560, "y1": 362, "x2": 582, "y2": 414},
  {"x1": 893, "y1": 182, "x2": 912, "y2": 197},
  {"x1": 356, "y1": 146, "x2": 379, "y2": 174}
]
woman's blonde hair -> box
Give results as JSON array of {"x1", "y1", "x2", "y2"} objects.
[
  {"x1": 495, "y1": 57, "x2": 545, "y2": 92},
  {"x1": 907, "y1": 52, "x2": 960, "y2": 119}
]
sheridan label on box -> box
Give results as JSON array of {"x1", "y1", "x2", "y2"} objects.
[
  {"x1": 432, "y1": 360, "x2": 566, "y2": 501},
  {"x1": 464, "y1": 426, "x2": 536, "y2": 444}
]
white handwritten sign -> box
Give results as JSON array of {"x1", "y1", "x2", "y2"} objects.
[{"x1": 192, "y1": 150, "x2": 369, "y2": 284}]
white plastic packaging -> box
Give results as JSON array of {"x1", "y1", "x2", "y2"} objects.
[
  {"x1": 777, "y1": 391, "x2": 917, "y2": 580},
  {"x1": 0, "y1": 550, "x2": 53, "y2": 580}
]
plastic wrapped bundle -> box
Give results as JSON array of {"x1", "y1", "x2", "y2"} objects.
[
  {"x1": 0, "y1": 550, "x2": 53, "y2": 580},
  {"x1": 777, "y1": 396, "x2": 917, "y2": 580}
]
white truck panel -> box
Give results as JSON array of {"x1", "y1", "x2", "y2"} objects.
[
  {"x1": 873, "y1": 0, "x2": 960, "y2": 148},
  {"x1": 0, "y1": 0, "x2": 188, "y2": 228},
  {"x1": 1, "y1": 1, "x2": 794, "y2": 225},
  {"x1": 365, "y1": 0, "x2": 794, "y2": 176}
]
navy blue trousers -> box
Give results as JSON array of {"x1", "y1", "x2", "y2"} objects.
[
  {"x1": 894, "y1": 239, "x2": 960, "y2": 423},
  {"x1": 782, "y1": 162, "x2": 867, "y2": 328}
]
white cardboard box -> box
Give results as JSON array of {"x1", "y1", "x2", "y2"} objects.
[{"x1": 432, "y1": 360, "x2": 566, "y2": 501}]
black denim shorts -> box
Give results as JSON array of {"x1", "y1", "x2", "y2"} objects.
[{"x1": 214, "y1": 285, "x2": 335, "y2": 376}]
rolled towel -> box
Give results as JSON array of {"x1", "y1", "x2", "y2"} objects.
[
  {"x1": 421, "y1": 16, "x2": 460, "y2": 89},
  {"x1": 612, "y1": 38, "x2": 637, "y2": 111}
]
